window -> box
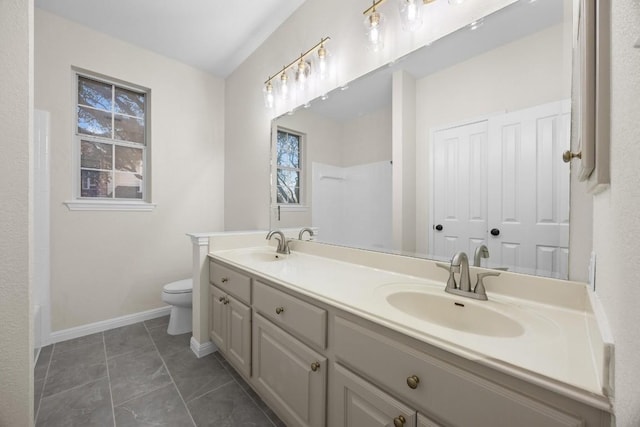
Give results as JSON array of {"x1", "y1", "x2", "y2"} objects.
[
  {"x1": 75, "y1": 73, "x2": 148, "y2": 202},
  {"x1": 276, "y1": 129, "x2": 304, "y2": 204}
]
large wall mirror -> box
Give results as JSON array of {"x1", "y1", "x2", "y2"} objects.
[{"x1": 271, "y1": 0, "x2": 578, "y2": 279}]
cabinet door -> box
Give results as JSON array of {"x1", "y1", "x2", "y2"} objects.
[
  {"x1": 331, "y1": 363, "x2": 416, "y2": 427},
  {"x1": 417, "y1": 413, "x2": 444, "y2": 427},
  {"x1": 253, "y1": 313, "x2": 326, "y2": 427},
  {"x1": 209, "y1": 285, "x2": 227, "y2": 351},
  {"x1": 226, "y1": 295, "x2": 251, "y2": 378}
]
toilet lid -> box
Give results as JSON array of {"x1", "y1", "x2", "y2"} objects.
[{"x1": 163, "y1": 279, "x2": 192, "y2": 294}]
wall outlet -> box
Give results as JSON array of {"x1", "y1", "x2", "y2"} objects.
[{"x1": 588, "y1": 251, "x2": 596, "y2": 292}]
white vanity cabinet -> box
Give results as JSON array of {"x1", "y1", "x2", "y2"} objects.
[
  {"x1": 331, "y1": 362, "x2": 419, "y2": 427},
  {"x1": 252, "y1": 280, "x2": 328, "y2": 427},
  {"x1": 207, "y1": 256, "x2": 610, "y2": 427},
  {"x1": 209, "y1": 262, "x2": 252, "y2": 377},
  {"x1": 253, "y1": 312, "x2": 327, "y2": 427},
  {"x1": 333, "y1": 316, "x2": 604, "y2": 427}
]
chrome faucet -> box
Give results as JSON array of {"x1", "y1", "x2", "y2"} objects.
[
  {"x1": 436, "y1": 251, "x2": 497, "y2": 301},
  {"x1": 473, "y1": 245, "x2": 489, "y2": 267},
  {"x1": 266, "y1": 230, "x2": 291, "y2": 255},
  {"x1": 298, "y1": 227, "x2": 315, "y2": 241},
  {"x1": 451, "y1": 252, "x2": 472, "y2": 292}
]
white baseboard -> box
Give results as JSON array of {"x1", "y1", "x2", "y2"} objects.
[
  {"x1": 190, "y1": 337, "x2": 217, "y2": 358},
  {"x1": 47, "y1": 306, "x2": 172, "y2": 345}
]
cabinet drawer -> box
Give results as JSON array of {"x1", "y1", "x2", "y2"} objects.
[
  {"x1": 253, "y1": 280, "x2": 327, "y2": 349},
  {"x1": 209, "y1": 261, "x2": 251, "y2": 304},
  {"x1": 334, "y1": 317, "x2": 583, "y2": 427}
]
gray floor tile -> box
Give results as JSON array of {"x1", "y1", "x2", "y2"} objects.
[
  {"x1": 144, "y1": 315, "x2": 170, "y2": 330},
  {"x1": 43, "y1": 342, "x2": 107, "y2": 398},
  {"x1": 163, "y1": 350, "x2": 233, "y2": 402},
  {"x1": 34, "y1": 378, "x2": 45, "y2": 419},
  {"x1": 115, "y1": 383, "x2": 194, "y2": 427},
  {"x1": 212, "y1": 350, "x2": 225, "y2": 362},
  {"x1": 36, "y1": 377, "x2": 113, "y2": 427},
  {"x1": 104, "y1": 323, "x2": 155, "y2": 359},
  {"x1": 148, "y1": 327, "x2": 191, "y2": 357},
  {"x1": 188, "y1": 381, "x2": 273, "y2": 427},
  {"x1": 53, "y1": 332, "x2": 104, "y2": 355},
  {"x1": 109, "y1": 349, "x2": 172, "y2": 405},
  {"x1": 35, "y1": 345, "x2": 53, "y2": 381},
  {"x1": 221, "y1": 360, "x2": 251, "y2": 391}
]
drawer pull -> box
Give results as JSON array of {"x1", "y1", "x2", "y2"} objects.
[
  {"x1": 310, "y1": 362, "x2": 321, "y2": 372},
  {"x1": 406, "y1": 375, "x2": 420, "y2": 389},
  {"x1": 218, "y1": 296, "x2": 225, "y2": 302},
  {"x1": 393, "y1": 415, "x2": 406, "y2": 427},
  {"x1": 275, "y1": 306, "x2": 285, "y2": 315},
  {"x1": 221, "y1": 277, "x2": 229, "y2": 283}
]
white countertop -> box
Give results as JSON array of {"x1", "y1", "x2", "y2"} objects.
[{"x1": 208, "y1": 243, "x2": 612, "y2": 411}]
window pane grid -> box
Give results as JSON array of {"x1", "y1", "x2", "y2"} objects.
[
  {"x1": 276, "y1": 129, "x2": 303, "y2": 205},
  {"x1": 77, "y1": 72, "x2": 147, "y2": 201},
  {"x1": 77, "y1": 103, "x2": 143, "y2": 121}
]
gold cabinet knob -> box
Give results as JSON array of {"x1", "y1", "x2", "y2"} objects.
[
  {"x1": 275, "y1": 307, "x2": 285, "y2": 315},
  {"x1": 393, "y1": 415, "x2": 406, "y2": 427},
  {"x1": 406, "y1": 375, "x2": 420, "y2": 389},
  {"x1": 562, "y1": 150, "x2": 582, "y2": 163},
  {"x1": 310, "y1": 362, "x2": 320, "y2": 372},
  {"x1": 221, "y1": 277, "x2": 229, "y2": 283}
]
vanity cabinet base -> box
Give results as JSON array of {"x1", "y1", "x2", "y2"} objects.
[{"x1": 252, "y1": 312, "x2": 327, "y2": 427}]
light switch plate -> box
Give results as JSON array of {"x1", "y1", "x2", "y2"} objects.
[
  {"x1": 588, "y1": 251, "x2": 596, "y2": 291},
  {"x1": 635, "y1": 36, "x2": 640, "y2": 48}
]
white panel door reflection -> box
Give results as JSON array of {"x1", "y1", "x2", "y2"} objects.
[
  {"x1": 431, "y1": 121, "x2": 488, "y2": 261},
  {"x1": 430, "y1": 100, "x2": 570, "y2": 278}
]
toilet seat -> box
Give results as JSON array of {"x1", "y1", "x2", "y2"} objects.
[{"x1": 163, "y1": 279, "x2": 192, "y2": 294}]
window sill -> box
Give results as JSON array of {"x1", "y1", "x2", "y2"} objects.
[
  {"x1": 276, "y1": 205, "x2": 309, "y2": 212},
  {"x1": 64, "y1": 200, "x2": 157, "y2": 212}
]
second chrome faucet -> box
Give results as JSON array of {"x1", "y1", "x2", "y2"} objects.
[
  {"x1": 266, "y1": 230, "x2": 291, "y2": 255},
  {"x1": 437, "y1": 251, "x2": 500, "y2": 301}
]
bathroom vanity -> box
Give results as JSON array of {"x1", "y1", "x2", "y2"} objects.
[{"x1": 202, "y1": 234, "x2": 612, "y2": 427}]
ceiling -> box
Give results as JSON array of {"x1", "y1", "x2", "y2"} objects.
[{"x1": 35, "y1": 0, "x2": 307, "y2": 78}]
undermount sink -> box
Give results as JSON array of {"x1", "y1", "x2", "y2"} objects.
[{"x1": 385, "y1": 290, "x2": 525, "y2": 338}]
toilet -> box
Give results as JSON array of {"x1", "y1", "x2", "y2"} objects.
[{"x1": 161, "y1": 278, "x2": 193, "y2": 335}]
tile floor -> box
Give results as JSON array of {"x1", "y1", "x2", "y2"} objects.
[{"x1": 34, "y1": 316, "x2": 285, "y2": 427}]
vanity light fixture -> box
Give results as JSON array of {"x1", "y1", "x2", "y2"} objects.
[
  {"x1": 262, "y1": 37, "x2": 331, "y2": 109},
  {"x1": 363, "y1": 1, "x2": 386, "y2": 51},
  {"x1": 397, "y1": 0, "x2": 424, "y2": 32},
  {"x1": 363, "y1": 0, "x2": 440, "y2": 49},
  {"x1": 262, "y1": 80, "x2": 275, "y2": 109}
]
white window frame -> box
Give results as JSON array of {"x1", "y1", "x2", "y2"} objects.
[
  {"x1": 272, "y1": 126, "x2": 307, "y2": 210},
  {"x1": 65, "y1": 69, "x2": 155, "y2": 211}
]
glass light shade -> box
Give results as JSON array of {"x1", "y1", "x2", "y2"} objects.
[
  {"x1": 278, "y1": 70, "x2": 290, "y2": 101},
  {"x1": 364, "y1": 10, "x2": 385, "y2": 52},
  {"x1": 315, "y1": 43, "x2": 331, "y2": 81},
  {"x1": 295, "y1": 58, "x2": 312, "y2": 92},
  {"x1": 397, "y1": 0, "x2": 423, "y2": 32},
  {"x1": 263, "y1": 81, "x2": 275, "y2": 109}
]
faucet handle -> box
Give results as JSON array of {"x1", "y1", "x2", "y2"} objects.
[
  {"x1": 435, "y1": 262, "x2": 450, "y2": 272},
  {"x1": 435, "y1": 262, "x2": 457, "y2": 291},
  {"x1": 473, "y1": 271, "x2": 500, "y2": 299}
]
